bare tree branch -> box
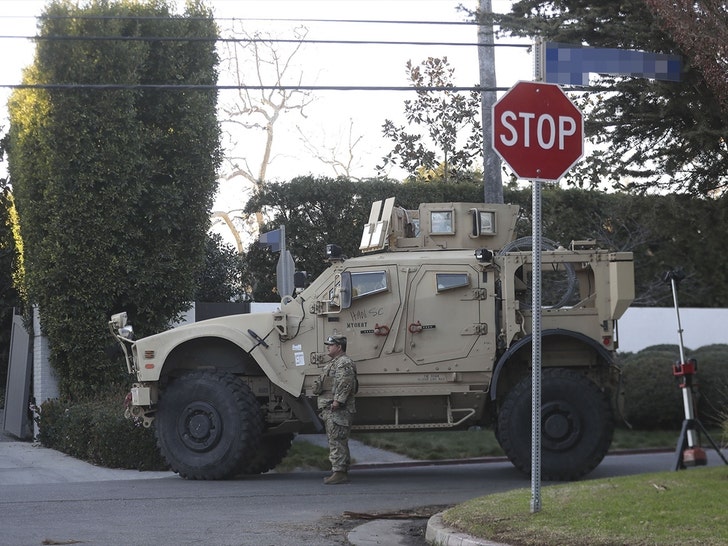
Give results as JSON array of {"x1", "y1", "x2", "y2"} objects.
[
  {"x1": 216, "y1": 23, "x2": 314, "y2": 238},
  {"x1": 296, "y1": 118, "x2": 365, "y2": 179}
]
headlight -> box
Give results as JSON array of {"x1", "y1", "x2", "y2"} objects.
[{"x1": 474, "y1": 248, "x2": 493, "y2": 263}]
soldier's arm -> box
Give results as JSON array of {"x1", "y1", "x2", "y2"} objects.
[{"x1": 333, "y1": 366, "x2": 355, "y2": 404}]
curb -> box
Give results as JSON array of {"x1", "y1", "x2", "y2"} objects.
[{"x1": 425, "y1": 513, "x2": 510, "y2": 546}]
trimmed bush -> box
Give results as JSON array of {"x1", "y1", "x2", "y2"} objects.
[
  {"x1": 621, "y1": 344, "x2": 728, "y2": 429},
  {"x1": 35, "y1": 395, "x2": 168, "y2": 471},
  {"x1": 621, "y1": 345, "x2": 690, "y2": 429},
  {"x1": 690, "y1": 344, "x2": 728, "y2": 426}
]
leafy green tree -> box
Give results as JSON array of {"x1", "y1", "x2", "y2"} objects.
[
  {"x1": 7, "y1": 0, "x2": 220, "y2": 398},
  {"x1": 644, "y1": 0, "x2": 728, "y2": 113},
  {"x1": 621, "y1": 193, "x2": 728, "y2": 307},
  {"x1": 491, "y1": 0, "x2": 728, "y2": 196},
  {"x1": 241, "y1": 176, "x2": 485, "y2": 301},
  {"x1": 195, "y1": 233, "x2": 247, "y2": 303},
  {"x1": 243, "y1": 177, "x2": 379, "y2": 301},
  {"x1": 240, "y1": 179, "x2": 728, "y2": 309},
  {"x1": 379, "y1": 57, "x2": 483, "y2": 184},
  {"x1": 504, "y1": 186, "x2": 728, "y2": 308},
  {"x1": 0, "y1": 134, "x2": 23, "y2": 394}
]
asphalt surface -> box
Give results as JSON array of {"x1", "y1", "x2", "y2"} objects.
[
  {"x1": 0, "y1": 414, "x2": 463, "y2": 545},
  {"x1": 3, "y1": 413, "x2": 726, "y2": 546}
]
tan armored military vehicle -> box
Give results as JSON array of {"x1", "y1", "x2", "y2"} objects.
[{"x1": 110, "y1": 197, "x2": 634, "y2": 481}]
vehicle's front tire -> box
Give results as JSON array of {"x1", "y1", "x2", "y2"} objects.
[
  {"x1": 155, "y1": 370, "x2": 263, "y2": 479},
  {"x1": 497, "y1": 367, "x2": 614, "y2": 481},
  {"x1": 240, "y1": 433, "x2": 295, "y2": 475}
]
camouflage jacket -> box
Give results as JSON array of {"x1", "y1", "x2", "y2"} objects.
[{"x1": 316, "y1": 354, "x2": 357, "y2": 413}]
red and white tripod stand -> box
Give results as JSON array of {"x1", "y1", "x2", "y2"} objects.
[{"x1": 664, "y1": 269, "x2": 728, "y2": 470}]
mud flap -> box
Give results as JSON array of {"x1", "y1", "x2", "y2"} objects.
[{"x1": 300, "y1": 395, "x2": 324, "y2": 432}]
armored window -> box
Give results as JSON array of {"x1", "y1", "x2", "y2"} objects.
[
  {"x1": 470, "y1": 209, "x2": 496, "y2": 236},
  {"x1": 478, "y1": 211, "x2": 495, "y2": 235},
  {"x1": 351, "y1": 270, "x2": 388, "y2": 299},
  {"x1": 436, "y1": 273, "x2": 470, "y2": 292},
  {"x1": 430, "y1": 210, "x2": 455, "y2": 234}
]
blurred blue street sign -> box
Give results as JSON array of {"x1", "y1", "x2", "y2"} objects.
[
  {"x1": 258, "y1": 228, "x2": 281, "y2": 252},
  {"x1": 543, "y1": 42, "x2": 682, "y2": 85}
]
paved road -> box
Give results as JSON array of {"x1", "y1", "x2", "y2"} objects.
[
  {"x1": 2, "y1": 442, "x2": 726, "y2": 546},
  {"x1": 0, "y1": 460, "x2": 515, "y2": 546}
]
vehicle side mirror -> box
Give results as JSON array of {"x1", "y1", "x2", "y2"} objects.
[{"x1": 337, "y1": 272, "x2": 352, "y2": 309}]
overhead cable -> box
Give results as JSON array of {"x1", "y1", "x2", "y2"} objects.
[
  {"x1": 0, "y1": 14, "x2": 481, "y2": 26},
  {"x1": 0, "y1": 35, "x2": 530, "y2": 48},
  {"x1": 1, "y1": 83, "x2": 511, "y2": 91}
]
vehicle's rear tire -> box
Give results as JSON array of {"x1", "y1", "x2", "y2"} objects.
[
  {"x1": 155, "y1": 370, "x2": 263, "y2": 479},
  {"x1": 240, "y1": 433, "x2": 295, "y2": 475},
  {"x1": 496, "y1": 367, "x2": 614, "y2": 481}
]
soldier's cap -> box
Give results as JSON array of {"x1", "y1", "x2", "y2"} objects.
[{"x1": 324, "y1": 335, "x2": 346, "y2": 345}]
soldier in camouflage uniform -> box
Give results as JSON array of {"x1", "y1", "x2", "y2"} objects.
[{"x1": 315, "y1": 335, "x2": 357, "y2": 485}]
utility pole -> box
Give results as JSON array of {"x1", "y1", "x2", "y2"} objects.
[{"x1": 478, "y1": 0, "x2": 503, "y2": 204}]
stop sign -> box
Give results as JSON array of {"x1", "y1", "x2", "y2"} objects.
[{"x1": 492, "y1": 81, "x2": 583, "y2": 181}]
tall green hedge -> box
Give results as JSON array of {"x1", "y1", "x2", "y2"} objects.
[
  {"x1": 7, "y1": 0, "x2": 220, "y2": 399},
  {"x1": 0, "y1": 185, "x2": 23, "y2": 394}
]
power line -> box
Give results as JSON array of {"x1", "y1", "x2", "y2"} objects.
[
  {"x1": 225, "y1": 17, "x2": 481, "y2": 26},
  {"x1": 0, "y1": 14, "x2": 481, "y2": 26},
  {"x1": 1, "y1": 83, "x2": 512, "y2": 92},
  {"x1": 0, "y1": 34, "x2": 530, "y2": 48},
  {"x1": 1, "y1": 83, "x2": 595, "y2": 92}
]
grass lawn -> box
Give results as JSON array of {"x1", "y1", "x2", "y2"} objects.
[
  {"x1": 349, "y1": 427, "x2": 724, "y2": 460},
  {"x1": 278, "y1": 428, "x2": 728, "y2": 544},
  {"x1": 278, "y1": 427, "x2": 728, "y2": 544},
  {"x1": 442, "y1": 465, "x2": 728, "y2": 546},
  {"x1": 278, "y1": 427, "x2": 725, "y2": 471}
]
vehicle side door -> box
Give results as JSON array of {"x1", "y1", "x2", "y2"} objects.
[{"x1": 404, "y1": 264, "x2": 484, "y2": 366}]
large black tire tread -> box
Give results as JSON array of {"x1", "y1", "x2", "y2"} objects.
[
  {"x1": 155, "y1": 370, "x2": 263, "y2": 480},
  {"x1": 497, "y1": 367, "x2": 614, "y2": 481},
  {"x1": 239, "y1": 433, "x2": 295, "y2": 475}
]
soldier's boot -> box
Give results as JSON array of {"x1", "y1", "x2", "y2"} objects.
[{"x1": 323, "y1": 471, "x2": 349, "y2": 485}]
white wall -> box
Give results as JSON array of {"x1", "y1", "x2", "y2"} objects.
[
  {"x1": 173, "y1": 302, "x2": 280, "y2": 326},
  {"x1": 33, "y1": 305, "x2": 59, "y2": 437},
  {"x1": 618, "y1": 307, "x2": 728, "y2": 354}
]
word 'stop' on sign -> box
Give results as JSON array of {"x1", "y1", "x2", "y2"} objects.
[{"x1": 492, "y1": 81, "x2": 584, "y2": 181}]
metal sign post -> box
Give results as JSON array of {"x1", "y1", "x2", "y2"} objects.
[
  {"x1": 275, "y1": 225, "x2": 295, "y2": 298},
  {"x1": 492, "y1": 80, "x2": 585, "y2": 514},
  {"x1": 530, "y1": 181, "x2": 542, "y2": 514},
  {"x1": 258, "y1": 225, "x2": 296, "y2": 299}
]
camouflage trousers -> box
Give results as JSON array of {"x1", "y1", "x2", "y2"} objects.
[{"x1": 321, "y1": 408, "x2": 353, "y2": 472}]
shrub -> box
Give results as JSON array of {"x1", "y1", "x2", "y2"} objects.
[
  {"x1": 620, "y1": 344, "x2": 728, "y2": 429},
  {"x1": 620, "y1": 345, "x2": 687, "y2": 429},
  {"x1": 35, "y1": 394, "x2": 168, "y2": 471},
  {"x1": 690, "y1": 344, "x2": 728, "y2": 426}
]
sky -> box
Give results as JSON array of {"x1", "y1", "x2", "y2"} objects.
[{"x1": 0, "y1": 0, "x2": 533, "y2": 242}]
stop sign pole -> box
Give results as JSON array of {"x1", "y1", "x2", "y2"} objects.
[
  {"x1": 530, "y1": 169, "x2": 544, "y2": 513},
  {"x1": 492, "y1": 81, "x2": 584, "y2": 513}
]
